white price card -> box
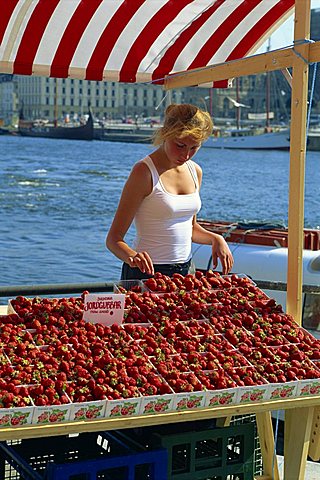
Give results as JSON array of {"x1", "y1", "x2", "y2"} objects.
[{"x1": 83, "y1": 293, "x2": 125, "y2": 325}]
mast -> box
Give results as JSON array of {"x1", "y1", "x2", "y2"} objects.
[
  {"x1": 209, "y1": 87, "x2": 213, "y2": 117},
  {"x1": 236, "y1": 77, "x2": 240, "y2": 129},
  {"x1": 265, "y1": 38, "x2": 271, "y2": 129},
  {"x1": 54, "y1": 78, "x2": 58, "y2": 128}
]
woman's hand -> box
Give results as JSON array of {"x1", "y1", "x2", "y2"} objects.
[
  {"x1": 191, "y1": 220, "x2": 234, "y2": 275},
  {"x1": 128, "y1": 251, "x2": 154, "y2": 275},
  {"x1": 212, "y1": 235, "x2": 233, "y2": 274}
]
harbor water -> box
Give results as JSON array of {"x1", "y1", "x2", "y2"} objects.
[{"x1": 1, "y1": 135, "x2": 320, "y2": 287}]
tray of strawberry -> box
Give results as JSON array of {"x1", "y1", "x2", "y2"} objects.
[{"x1": 1, "y1": 270, "x2": 320, "y2": 428}]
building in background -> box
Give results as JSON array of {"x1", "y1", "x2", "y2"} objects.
[
  {"x1": 0, "y1": 74, "x2": 17, "y2": 126},
  {"x1": 10, "y1": 73, "x2": 296, "y2": 128},
  {"x1": 15, "y1": 76, "x2": 169, "y2": 123}
]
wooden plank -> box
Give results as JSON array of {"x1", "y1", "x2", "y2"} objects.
[
  {"x1": 0, "y1": 395, "x2": 319, "y2": 441},
  {"x1": 256, "y1": 412, "x2": 280, "y2": 480},
  {"x1": 310, "y1": 39, "x2": 320, "y2": 63},
  {"x1": 284, "y1": 407, "x2": 314, "y2": 480},
  {"x1": 308, "y1": 407, "x2": 320, "y2": 461},
  {"x1": 286, "y1": 0, "x2": 311, "y2": 324},
  {"x1": 164, "y1": 41, "x2": 320, "y2": 89},
  {"x1": 280, "y1": 68, "x2": 292, "y2": 88},
  {"x1": 165, "y1": 47, "x2": 295, "y2": 89}
]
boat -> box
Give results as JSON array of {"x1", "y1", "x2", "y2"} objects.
[
  {"x1": 203, "y1": 127, "x2": 290, "y2": 150},
  {"x1": 203, "y1": 125, "x2": 320, "y2": 151},
  {"x1": 94, "y1": 122, "x2": 160, "y2": 143},
  {"x1": 18, "y1": 108, "x2": 94, "y2": 141},
  {"x1": 192, "y1": 219, "x2": 320, "y2": 339},
  {"x1": 203, "y1": 58, "x2": 293, "y2": 151},
  {"x1": 0, "y1": 127, "x2": 11, "y2": 135},
  {"x1": 307, "y1": 127, "x2": 320, "y2": 151}
]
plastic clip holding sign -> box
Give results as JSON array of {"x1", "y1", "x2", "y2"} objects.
[{"x1": 82, "y1": 293, "x2": 125, "y2": 325}]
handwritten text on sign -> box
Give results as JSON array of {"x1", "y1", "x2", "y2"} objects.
[{"x1": 83, "y1": 293, "x2": 125, "y2": 325}]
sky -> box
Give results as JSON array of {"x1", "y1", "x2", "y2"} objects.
[{"x1": 257, "y1": 0, "x2": 320, "y2": 52}]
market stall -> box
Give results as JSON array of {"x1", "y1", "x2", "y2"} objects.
[
  {"x1": 1, "y1": 271, "x2": 320, "y2": 479},
  {"x1": 1, "y1": 1, "x2": 320, "y2": 479}
]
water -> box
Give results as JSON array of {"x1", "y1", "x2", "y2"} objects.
[{"x1": 1, "y1": 135, "x2": 320, "y2": 286}]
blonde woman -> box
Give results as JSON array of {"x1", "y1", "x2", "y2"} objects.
[{"x1": 106, "y1": 103, "x2": 233, "y2": 280}]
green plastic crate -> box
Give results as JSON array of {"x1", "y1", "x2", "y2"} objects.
[
  {"x1": 231, "y1": 414, "x2": 263, "y2": 476},
  {"x1": 150, "y1": 423, "x2": 255, "y2": 480}
]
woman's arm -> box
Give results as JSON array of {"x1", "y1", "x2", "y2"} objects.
[
  {"x1": 106, "y1": 161, "x2": 154, "y2": 275},
  {"x1": 192, "y1": 221, "x2": 233, "y2": 274},
  {"x1": 191, "y1": 162, "x2": 234, "y2": 274}
]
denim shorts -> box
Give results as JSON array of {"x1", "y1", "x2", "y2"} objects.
[{"x1": 120, "y1": 258, "x2": 193, "y2": 280}]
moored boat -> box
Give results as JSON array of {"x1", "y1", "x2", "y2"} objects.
[
  {"x1": 94, "y1": 123, "x2": 159, "y2": 143},
  {"x1": 0, "y1": 127, "x2": 11, "y2": 135},
  {"x1": 193, "y1": 219, "x2": 320, "y2": 338},
  {"x1": 94, "y1": 123, "x2": 161, "y2": 143},
  {"x1": 18, "y1": 109, "x2": 94, "y2": 141},
  {"x1": 203, "y1": 128, "x2": 291, "y2": 150},
  {"x1": 307, "y1": 128, "x2": 320, "y2": 151},
  {"x1": 203, "y1": 127, "x2": 320, "y2": 151}
]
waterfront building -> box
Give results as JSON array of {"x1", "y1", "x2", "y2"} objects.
[
  {"x1": 0, "y1": 74, "x2": 17, "y2": 126},
  {"x1": 14, "y1": 76, "x2": 169, "y2": 123}
]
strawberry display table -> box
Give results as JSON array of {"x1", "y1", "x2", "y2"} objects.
[
  {"x1": 0, "y1": 271, "x2": 319, "y2": 480},
  {"x1": 0, "y1": 395, "x2": 318, "y2": 480}
]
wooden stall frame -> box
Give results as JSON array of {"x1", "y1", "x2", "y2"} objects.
[
  {"x1": 164, "y1": 0, "x2": 320, "y2": 477},
  {"x1": 309, "y1": 407, "x2": 320, "y2": 461},
  {"x1": 0, "y1": 395, "x2": 318, "y2": 480}
]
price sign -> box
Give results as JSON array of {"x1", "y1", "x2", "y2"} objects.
[{"x1": 83, "y1": 293, "x2": 125, "y2": 325}]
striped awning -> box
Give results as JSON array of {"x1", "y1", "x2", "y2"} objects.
[{"x1": 0, "y1": 0, "x2": 294, "y2": 86}]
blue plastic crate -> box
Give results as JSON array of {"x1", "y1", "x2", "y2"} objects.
[
  {"x1": 0, "y1": 432, "x2": 168, "y2": 480},
  {"x1": 46, "y1": 449, "x2": 167, "y2": 480}
]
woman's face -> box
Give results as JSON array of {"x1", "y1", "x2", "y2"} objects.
[{"x1": 163, "y1": 136, "x2": 201, "y2": 166}]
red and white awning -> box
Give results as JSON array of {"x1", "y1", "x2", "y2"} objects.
[{"x1": 0, "y1": 0, "x2": 294, "y2": 85}]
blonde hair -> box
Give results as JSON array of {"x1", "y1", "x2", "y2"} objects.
[{"x1": 153, "y1": 103, "x2": 213, "y2": 146}]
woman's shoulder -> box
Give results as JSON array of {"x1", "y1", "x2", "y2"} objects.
[
  {"x1": 189, "y1": 159, "x2": 202, "y2": 171},
  {"x1": 190, "y1": 160, "x2": 202, "y2": 176},
  {"x1": 128, "y1": 157, "x2": 153, "y2": 193},
  {"x1": 188, "y1": 160, "x2": 202, "y2": 187},
  {"x1": 132, "y1": 157, "x2": 152, "y2": 176}
]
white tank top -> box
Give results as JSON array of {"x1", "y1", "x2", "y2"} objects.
[{"x1": 133, "y1": 156, "x2": 201, "y2": 264}]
